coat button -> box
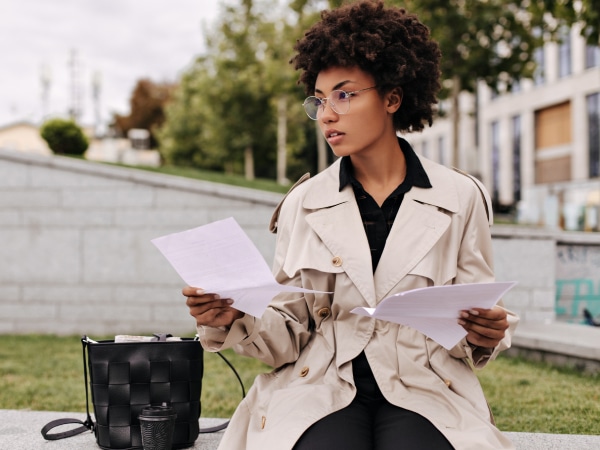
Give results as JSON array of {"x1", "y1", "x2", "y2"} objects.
[
  {"x1": 332, "y1": 256, "x2": 342, "y2": 266},
  {"x1": 261, "y1": 416, "x2": 266, "y2": 429},
  {"x1": 317, "y1": 307, "x2": 331, "y2": 319},
  {"x1": 299, "y1": 366, "x2": 309, "y2": 377},
  {"x1": 444, "y1": 379, "x2": 452, "y2": 388}
]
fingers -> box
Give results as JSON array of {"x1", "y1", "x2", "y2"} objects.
[
  {"x1": 182, "y1": 286, "x2": 242, "y2": 328},
  {"x1": 182, "y1": 286, "x2": 205, "y2": 297},
  {"x1": 458, "y1": 306, "x2": 509, "y2": 349}
]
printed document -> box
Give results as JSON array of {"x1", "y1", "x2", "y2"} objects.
[
  {"x1": 351, "y1": 281, "x2": 517, "y2": 350},
  {"x1": 151, "y1": 217, "x2": 327, "y2": 318}
]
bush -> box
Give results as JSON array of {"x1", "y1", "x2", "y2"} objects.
[{"x1": 40, "y1": 119, "x2": 89, "y2": 156}]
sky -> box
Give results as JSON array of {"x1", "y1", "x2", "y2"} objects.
[{"x1": 0, "y1": 0, "x2": 223, "y2": 131}]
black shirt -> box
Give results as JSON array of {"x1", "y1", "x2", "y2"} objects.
[
  {"x1": 339, "y1": 137, "x2": 432, "y2": 272},
  {"x1": 340, "y1": 137, "x2": 433, "y2": 392}
]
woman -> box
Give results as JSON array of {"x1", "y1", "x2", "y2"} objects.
[{"x1": 184, "y1": 1, "x2": 519, "y2": 449}]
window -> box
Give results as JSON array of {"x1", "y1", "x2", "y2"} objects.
[
  {"x1": 532, "y1": 27, "x2": 545, "y2": 85},
  {"x1": 491, "y1": 121, "x2": 500, "y2": 203},
  {"x1": 588, "y1": 93, "x2": 600, "y2": 178},
  {"x1": 586, "y1": 45, "x2": 600, "y2": 69},
  {"x1": 512, "y1": 115, "x2": 522, "y2": 202},
  {"x1": 534, "y1": 102, "x2": 572, "y2": 183},
  {"x1": 535, "y1": 102, "x2": 572, "y2": 149},
  {"x1": 533, "y1": 47, "x2": 545, "y2": 85},
  {"x1": 558, "y1": 27, "x2": 572, "y2": 78}
]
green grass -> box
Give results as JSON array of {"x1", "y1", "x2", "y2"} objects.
[
  {"x1": 104, "y1": 161, "x2": 293, "y2": 194},
  {"x1": 1, "y1": 335, "x2": 599, "y2": 434},
  {"x1": 477, "y1": 356, "x2": 600, "y2": 434},
  {"x1": 65, "y1": 153, "x2": 292, "y2": 194}
]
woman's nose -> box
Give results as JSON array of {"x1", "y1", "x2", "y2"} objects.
[{"x1": 319, "y1": 100, "x2": 338, "y2": 122}]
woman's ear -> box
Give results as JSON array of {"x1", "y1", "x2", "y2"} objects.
[{"x1": 386, "y1": 87, "x2": 403, "y2": 113}]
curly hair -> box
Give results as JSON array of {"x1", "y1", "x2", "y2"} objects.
[{"x1": 291, "y1": 0, "x2": 441, "y2": 133}]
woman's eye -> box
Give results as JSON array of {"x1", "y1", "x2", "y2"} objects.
[{"x1": 337, "y1": 91, "x2": 350, "y2": 100}]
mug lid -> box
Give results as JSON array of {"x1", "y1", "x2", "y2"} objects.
[{"x1": 140, "y1": 402, "x2": 174, "y2": 416}]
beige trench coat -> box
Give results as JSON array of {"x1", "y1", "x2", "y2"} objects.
[{"x1": 199, "y1": 155, "x2": 519, "y2": 450}]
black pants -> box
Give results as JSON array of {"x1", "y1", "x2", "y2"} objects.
[{"x1": 293, "y1": 352, "x2": 454, "y2": 450}]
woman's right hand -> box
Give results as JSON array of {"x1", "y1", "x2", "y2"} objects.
[{"x1": 183, "y1": 286, "x2": 244, "y2": 328}]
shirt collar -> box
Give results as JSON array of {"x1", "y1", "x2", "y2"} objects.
[{"x1": 339, "y1": 137, "x2": 432, "y2": 192}]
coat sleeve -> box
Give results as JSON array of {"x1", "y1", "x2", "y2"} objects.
[{"x1": 447, "y1": 171, "x2": 519, "y2": 367}]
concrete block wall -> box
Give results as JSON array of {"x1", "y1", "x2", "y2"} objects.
[
  {"x1": 491, "y1": 226, "x2": 557, "y2": 323},
  {"x1": 3, "y1": 149, "x2": 597, "y2": 336},
  {"x1": 0, "y1": 150, "x2": 281, "y2": 336}
]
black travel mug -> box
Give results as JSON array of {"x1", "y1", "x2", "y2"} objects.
[{"x1": 138, "y1": 403, "x2": 177, "y2": 450}]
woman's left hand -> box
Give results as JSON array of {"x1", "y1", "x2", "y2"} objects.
[{"x1": 458, "y1": 305, "x2": 509, "y2": 349}]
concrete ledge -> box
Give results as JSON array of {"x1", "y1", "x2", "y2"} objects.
[
  {"x1": 2, "y1": 409, "x2": 599, "y2": 449},
  {"x1": 509, "y1": 321, "x2": 600, "y2": 374}
]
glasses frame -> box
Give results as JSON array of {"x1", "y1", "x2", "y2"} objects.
[{"x1": 302, "y1": 86, "x2": 378, "y2": 120}]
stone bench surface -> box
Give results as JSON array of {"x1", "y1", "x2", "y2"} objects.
[{"x1": 1, "y1": 409, "x2": 599, "y2": 449}]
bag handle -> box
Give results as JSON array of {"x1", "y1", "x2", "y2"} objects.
[
  {"x1": 40, "y1": 417, "x2": 93, "y2": 440},
  {"x1": 40, "y1": 337, "x2": 95, "y2": 440},
  {"x1": 40, "y1": 335, "x2": 246, "y2": 439}
]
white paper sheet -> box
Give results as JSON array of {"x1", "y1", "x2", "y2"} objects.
[
  {"x1": 351, "y1": 281, "x2": 517, "y2": 350},
  {"x1": 151, "y1": 217, "x2": 327, "y2": 318}
]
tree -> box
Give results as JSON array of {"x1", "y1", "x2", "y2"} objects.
[
  {"x1": 206, "y1": 0, "x2": 279, "y2": 180},
  {"x1": 157, "y1": 60, "x2": 221, "y2": 168},
  {"x1": 160, "y1": 0, "x2": 281, "y2": 180},
  {"x1": 40, "y1": 118, "x2": 89, "y2": 156},
  {"x1": 112, "y1": 78, "x2": 176, "y2": 148}
]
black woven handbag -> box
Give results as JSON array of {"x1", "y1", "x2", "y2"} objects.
[{"x1": 41, "y1": 334, "x2": 244, "y2": 449}]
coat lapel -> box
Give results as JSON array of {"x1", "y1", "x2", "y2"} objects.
[
  {"x1": 303, "y1": 160, "x2": 377, "y2": 305},
  {"x1": 374, "y1": 156, "x2": 460, "y2": 300},
  {"x1": 373, "y1": 197, "x2": 450, "y2": 300}
]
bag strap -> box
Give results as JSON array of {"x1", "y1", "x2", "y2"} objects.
[
  {"x1": 199, "y1": 350, "x2": 246, "y2": 433},
  {"x1": 40, "y1": 337, "x2": 95, "y2": 440}
]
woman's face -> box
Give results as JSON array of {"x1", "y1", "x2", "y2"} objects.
[{"x1": 313, "y1": 66, "x2": 398, "y2": 158}]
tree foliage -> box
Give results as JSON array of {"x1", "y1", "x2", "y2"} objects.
[
  {"x1": 396, "y1": 0, "x2": 542, "y2": 97},
  {"x1": 112, "y1": 78, "x2": 176, "y2": 148},
  {"x1": 527, "y1": 0, "x2": 600, "y2": 44},
  {"x1": 159, "y1": 0, "x2": 325, "y2": 181},
  {"x1": 157, "y1": 61, "x2": 222, "y2": 168},
  {"x1": 40, "y1": 118, "x2": 89, "y2": 156}
]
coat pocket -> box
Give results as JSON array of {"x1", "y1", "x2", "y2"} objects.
[{"x1": 426, "y1": 341, "x2": 491, "y2": 420}]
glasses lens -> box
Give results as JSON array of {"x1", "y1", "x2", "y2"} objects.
[
  {"x1": 330, "y1": 90, "x2": 351, "y2": 115},
  {"x1": 303, "y1": 97, "x2": 321, "y2": 120}
]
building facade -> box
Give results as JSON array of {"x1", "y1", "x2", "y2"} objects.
[
  {"x1": 0, "y1": 121, "x2": 52, "y2": 156},
  {"x1": 405, "y1": 26, "x2": 600, "y2": 231}
]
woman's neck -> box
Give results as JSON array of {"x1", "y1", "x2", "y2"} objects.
[{"x1": 350, "y1": 139, "x2": 407, "y2": 206}]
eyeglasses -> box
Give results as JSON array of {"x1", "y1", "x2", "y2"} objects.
[{"x1": 302, "y1": 86, "x2": 377, "y2": 120}]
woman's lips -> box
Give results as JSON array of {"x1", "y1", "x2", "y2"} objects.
[{"x1": 326, "y1": 130, "x2": 345, "y2": 145}]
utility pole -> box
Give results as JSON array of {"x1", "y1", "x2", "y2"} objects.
[
  {"x1": 68, "y1": 49, "x2": 82, "y2": 123},
  {"x1": 91, "y1": 71, "x2": 102, "y2": 137},
  {"x1": 40, "y1": 64, "x2": 51, "y2": 121}
]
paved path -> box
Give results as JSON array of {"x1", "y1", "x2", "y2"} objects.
[{"x1": 2, "y1": 409, "x2": 600, "y2": 450}]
